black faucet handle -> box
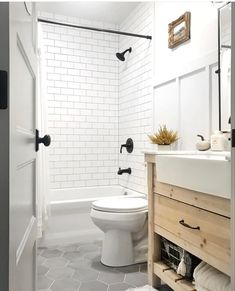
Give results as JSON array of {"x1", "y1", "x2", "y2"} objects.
[
  {"x1": 120, "y1": 138, "x2": 134, "y2": 154},
  {"x1": 120, "y1": 144, "x2": 126, "y2": 153}
]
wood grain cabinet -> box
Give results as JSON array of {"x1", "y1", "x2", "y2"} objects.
[{"x1": 145, "y1": 154, "x2": 230, "y2": 291}]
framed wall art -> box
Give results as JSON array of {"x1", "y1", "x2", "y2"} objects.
[{"x1": 168, "y1": 12, "x2": 191, "y2": 49}]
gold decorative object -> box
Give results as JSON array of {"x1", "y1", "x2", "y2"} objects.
[
  {"x1": 168, "y1": 12, "x2": 191, "y2": 49},
  {"x1": 148, "y1": 125, "x2": 179, "y2": 145}
]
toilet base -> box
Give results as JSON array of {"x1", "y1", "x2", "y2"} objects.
[
  {"x1": 101, "y1": 229, "x2": 147, "y2": 267},
  {"x1": 101, "y1": 229, "x2": 134, "y2": 267}
]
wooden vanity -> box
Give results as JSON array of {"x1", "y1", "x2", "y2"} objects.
[{"x1": 145, "y1": 153, "x2": 231, "y2": 291}]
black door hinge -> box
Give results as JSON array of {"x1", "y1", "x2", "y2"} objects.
[
  {"x1": 0, "y1": 70, "x2": 7, "y2": 109},
  {"x1": 232, "y1": 129, "x2": 235, "y2": 148}
]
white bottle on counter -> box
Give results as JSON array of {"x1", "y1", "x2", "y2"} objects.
[{"x1": 210, "y1": 131, "x2": 226, "y2": 151}]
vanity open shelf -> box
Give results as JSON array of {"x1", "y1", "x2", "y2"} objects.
[
  {"x1": 154, "y1": 261, "x2": 196, "y2": 291},
  {"x1": 145, "y1": 152, "x2": 231, "y2": 290}
]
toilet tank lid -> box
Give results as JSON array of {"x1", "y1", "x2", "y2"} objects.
[{"x1": 92, "y1": 197, "x2": 148, "y2": 213}]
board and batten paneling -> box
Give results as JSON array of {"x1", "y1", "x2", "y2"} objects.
[{"x1": 153, "y1": 51, "x2": 219, "y2": 150}]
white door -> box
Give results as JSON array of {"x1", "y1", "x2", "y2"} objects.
[{"x1": 0, "y1": 2, "x2": 38, "y2": 290}]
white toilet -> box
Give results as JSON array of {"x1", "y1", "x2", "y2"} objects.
[{"x1": 90, "y1": 196, "x2": 148, "y2": 267}]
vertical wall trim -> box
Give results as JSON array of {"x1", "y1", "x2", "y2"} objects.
[
  {"x1": 153, "y1": 56, "x2": 217, "y2": 151},
  {"x1": 176, "y1": 77, "x2": 181, "y2": 149},
  {"x1": 231, "y1": 3, "x2": 235, "y2": 289}
]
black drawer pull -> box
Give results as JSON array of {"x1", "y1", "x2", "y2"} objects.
[{"x1": 179, "y1": 219, "x2": 200, "y2": 230}]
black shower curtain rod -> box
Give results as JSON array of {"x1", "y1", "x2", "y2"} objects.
[{"x1": 38, "y1": 18, "x2": 152, "y2": 40}]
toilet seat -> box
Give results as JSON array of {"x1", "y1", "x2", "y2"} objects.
[{"x1": 92, "y1": 197, "x2": 148, "y2": 213}]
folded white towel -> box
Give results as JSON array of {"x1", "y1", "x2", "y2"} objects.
[{"x1": 193, "y1": 262, "x2": 231, "y2": 291}]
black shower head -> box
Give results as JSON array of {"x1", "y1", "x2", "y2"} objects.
[{"x1": 116, "y1": 47, "x2": 132, "y2": 61}]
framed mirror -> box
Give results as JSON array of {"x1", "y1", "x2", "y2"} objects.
[{"x1": 218, "y1": 2, "x2": 231, "y2": 132}]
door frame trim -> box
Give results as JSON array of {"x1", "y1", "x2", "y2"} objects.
[
  {"x1": 231, "y1": 2, "x2": 235, "y2": 289},
  {"x1": 0, "y1": 3, "x2": 9, "y2": 291}
]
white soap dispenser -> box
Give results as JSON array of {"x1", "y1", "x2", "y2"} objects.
[{"x1": 210, "y1": 131, "x2": 226, "y2": 151}]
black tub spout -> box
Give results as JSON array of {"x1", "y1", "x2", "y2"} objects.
[{"x1": 117, "y1": 168, "x2": 132, "y2": 175}]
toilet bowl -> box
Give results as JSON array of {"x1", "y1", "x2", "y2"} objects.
[{"x1": 90, "y1": 196, "x2": 148, "y2": 267}]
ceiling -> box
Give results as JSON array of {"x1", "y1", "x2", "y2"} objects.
[{"x1": 37, "y1": 2, "x2": 140, "y2": 24}]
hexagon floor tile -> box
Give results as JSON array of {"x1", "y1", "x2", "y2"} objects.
[
  {"x1": 51, "y1": 278, "x2": 80, "y2": 291},
  {"x1": 37, "y1": 241, "x2": 150, "y2": 291},
  {"x1": 41, "y1": 249, "x2": 63, "y2": 259},
  {"x1": 124, "y1": 272, "x2": 148, "y2": 287},
  {"x1": 98, "y1": 269, "x2": 125, "y2": 284},
  {"x1": 108, "y1": 282, "x2": 134, "y2": 291},
  {"x1": 47, "y1": 266, "x2": 75, "y2": 280}
]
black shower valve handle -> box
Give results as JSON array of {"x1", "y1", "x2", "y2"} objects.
[
  {"x1": 120, "y1": 144, "x2": 127, "y2": 153},
  {"x1": 120, "y1": 138, "x2": 134, "y2": 154}
]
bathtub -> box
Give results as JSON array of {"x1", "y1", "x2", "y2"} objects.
[{"x1": 39, "y1": 186, "x2": 145, "y2": 246}]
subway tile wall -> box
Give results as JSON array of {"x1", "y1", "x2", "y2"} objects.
[
  {"x1": 40, "y1": 13, "x2": 119, "y2": 189},
  {"x1": 40, "y1": 2, "x2": 153, "y2": 192},
  {"x1": 118, "y1": 3, "x2": 153, "y2": 194}
]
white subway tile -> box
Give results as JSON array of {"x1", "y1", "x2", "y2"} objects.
[{"x1": 41, "y1": 4, "x2": 152, "y2": 190}]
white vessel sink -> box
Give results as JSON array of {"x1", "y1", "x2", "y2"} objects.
[{"x1": 156, "y1": 152, "x2": 231, "y2": 199}]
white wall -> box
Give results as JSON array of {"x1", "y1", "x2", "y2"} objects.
[
  {"x1": 118, "y1": 2, "x2": 154, "y2": 194},
  {"x1": 40, "y1": 13, "x2": 119, "y2": 189},
  {"x1": 154, "y1": 2, "x2": 218, "y2": 83},
  {"x1": 153, "y1": 2, "x2": 219, "y2": 150}
]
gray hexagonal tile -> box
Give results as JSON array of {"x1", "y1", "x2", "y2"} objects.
[
  {"x1": 125, "y1": 272, "x2": 148, "y2": 287},
  {"x1": 44, "y1": 257, "x2": 69, "y2": 268},
  {"x1": 108, "y1": 282, "x2": 134, "y2": 291},
  {"x1": 73, "y1": 266, "x2": 99, "y2": 282},
  {"x1": 37, "y1": 242, "x2": 149, "y2": 291},
  {"x1": 116, "y1": 264, "x2": 139, "y2": 274},
  {"x1": 37, "y1": 275, "x2": 53, "y2": 290},
  {"x1": 63, "y1": 251, "x2": 83, "y2": 261},
  {"x1": 58, "y1": 244, "x2": 80, "y2": 253},
  {"x1": 79, "y1": 280, "x2": 108, "y2": 291},
  {"x1": 88, "y1": 258, "x2": 111, "y2": 272},
  {"x1": 51, "y1": 278, "x2": 80, "y2": 291},
  {"x1": 42, "y1": 249, "x2": 63, "y2": 259},
  {"x1": 98, "y1": 270, "x2": 125, "y2": 284},
  {"x1": 78, "y1": 243, "x2": 101, "y2": 253},
  {"x1": 47, "y1": 266, "x2": 75, "y2": 280},
  {"x1": 84, "y1": 251, "x2": 101, "y2": 260},
  {"x1": 38, "y1": 265, "x2": 49, "y2": 276},
  {"x1": 68, "y1": 258, "x2": 91, "y2": 270}
]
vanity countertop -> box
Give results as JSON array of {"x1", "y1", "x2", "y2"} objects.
[
  {"x1": 143, "y1": 149, "x2": 230, "y2": 158},
  {"x1": 144, "y1": 149, "x2": 231, "y2": 199}
]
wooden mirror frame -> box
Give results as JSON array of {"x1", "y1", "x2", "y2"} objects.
[{"x1": 168, "y1": 12, "x2": 191, "y2": 49}]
